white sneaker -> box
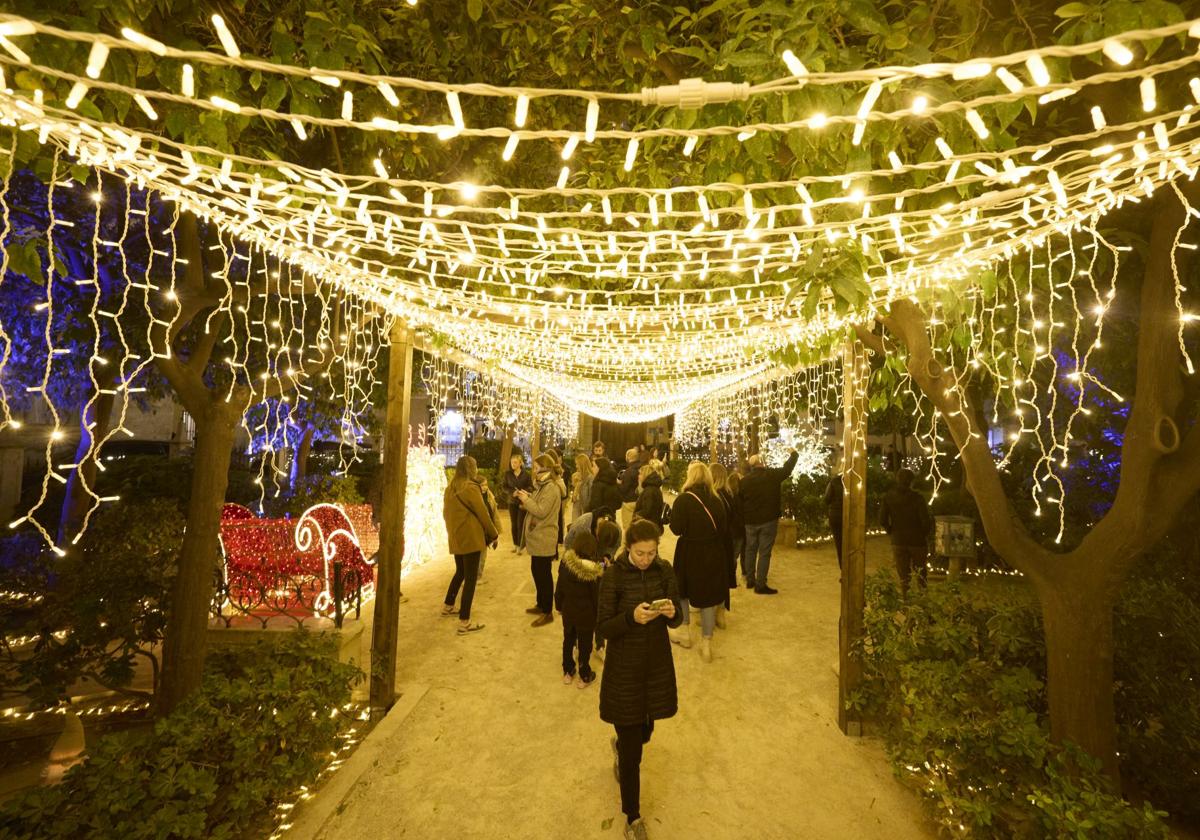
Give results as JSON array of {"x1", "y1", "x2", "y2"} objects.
[
  {"x1": 668, "y1": 626, "x2": 691, "y2": 649},
  {"x1": 624, "y1": 818, "x2": 649, "y2": 840}
]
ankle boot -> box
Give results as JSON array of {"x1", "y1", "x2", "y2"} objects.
[
  {"x1": 669, "y1": 624, "x2": 692, "y2": 648},
  {"x1": 714, "y1": 605, "x2": 727, "y2": 630},
  {"x1": 700, "y1": 636, "x2": 713, "y2": 662}
]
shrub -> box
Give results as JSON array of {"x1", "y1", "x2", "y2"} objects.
[
  {"x1": 1, "y1": 498, "x2": 183, "y2": 707},
  {"x1": 854, "y1": 572, "x2": 1171, "y2": 838},
  {"x1": 1114, "y1": 576, "x2": 1200, "y2": 822},
  {"x1": 267, "y1": 471, "x2": 364, "y2": 519},
  {"x1": 467, "y1": 437, "x2": 504, "y2": 470},
  {"x1": 0, "y1": 631, "x2": 360, "y2": 840}
]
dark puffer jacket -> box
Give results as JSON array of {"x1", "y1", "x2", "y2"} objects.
[
  {"x1": 586, "y1": 465, "x2": 623, "y2": 516},
  {"x1": 669, "y1": 486, "x2": 732, "y2": 608},
  {"x1": 555, "y1": 548, "x2": 603, "y2": 630},
  {"x1": 597, "y1": 552, "x2": 683, "y2": 726},
  {"x1": 739, "y1": 450, "x2": 800, "y2": 524},
  {"x1": 634, "y1": 471, "x2": 666, "y2": 525}
]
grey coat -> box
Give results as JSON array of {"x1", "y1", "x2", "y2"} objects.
[{"x1": 521, "y1": 479, "x2": 562, "y2": 557}]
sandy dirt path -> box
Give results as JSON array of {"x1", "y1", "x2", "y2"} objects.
[{"x1": 318, "y1": 523, "x2": 935, "y2": 840}]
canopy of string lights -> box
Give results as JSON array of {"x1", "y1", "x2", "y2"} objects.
[{"x1": 1, "y1": 12, "x2": 1197, "y2": 426}]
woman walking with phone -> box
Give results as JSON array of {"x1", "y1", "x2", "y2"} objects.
[
  {"x1": 597, "y1": 518, "x2": 682, "y2": 840},
  {"x1": 515, "y1": 453, "x2": 563, "y2": 627},
  {"x1": 441, "y1": 455, "x2": 500, "y2": 635}
]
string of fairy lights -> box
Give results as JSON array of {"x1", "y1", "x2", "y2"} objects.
[{"x1": 0, "y1": 12, "x2": 1196, "y2": 545}]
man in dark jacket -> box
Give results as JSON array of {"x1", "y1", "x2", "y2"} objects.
[
  {"x1": 878, "y1": 468, "x2": 932, "y2": 597},
  {"x1": 616, "y1": 448, "x2": 641, "y2": 530},
  {"x1": 738, "y1": 448, "x2": 799, "y2": 594}
]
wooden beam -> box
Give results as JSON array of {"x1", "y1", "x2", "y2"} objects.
[
  {"x1": 838, "y1": 339, "x2": 868, "y2": 736},
  {"x1": 708, "y1": 404, "x2": 718, "y2": 462},
  {"x1": 369, "y1": 320, "x2": 414, "y2": 714}
]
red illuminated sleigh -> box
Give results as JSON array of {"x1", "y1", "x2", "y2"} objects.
[{"x1": 213, "y1": 503, "x2": 377, "y2": 627}]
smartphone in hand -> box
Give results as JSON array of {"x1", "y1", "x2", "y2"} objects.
[{"x1": 648, "y1": 598, "x2": 672, "y2": 612}]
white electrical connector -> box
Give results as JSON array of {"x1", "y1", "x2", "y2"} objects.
[{"x1": 640, "y1": 78, "x2": 750, "y2": 110}]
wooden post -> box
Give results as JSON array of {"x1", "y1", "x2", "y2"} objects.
[
  {"x1": 370, "y1": 320, "x2": 414, "y2": 714},
  {"x1": 530, "y1": 398, "x2": 542, "y2": 460},
  {"x1": 498, "y1": 426, "x2": 514, "y2": 472},
  {"x1": 708, "y1": 404, "x2": 719, "y2": 462},
  {"x1": 838, "y1": 339, "x2": 868, "y2": 735}
]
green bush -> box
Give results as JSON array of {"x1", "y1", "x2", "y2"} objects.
[
  {"x1": 854, "y1": 572, "x2": 1171, "y2": 838},
  {"x1": 467, "y1": 438, "x2": 504, "y2": 470},
  {"x1": 266, "y1": 471, "x2": 364, "y2": 519},
  {"x1": 0, "y1": 631, "x2": 360, "y2": 840},
  {"x1": 1, "y1": 498, "x2": 183, "y2": 707},
  {"x1": 1114, "y1": 577, "x2": 1200, "y2": 821}
]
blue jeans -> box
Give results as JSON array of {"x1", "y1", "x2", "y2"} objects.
[
  {"x1": 678, "y1": 599, "x2": 716, "y2": 637},
  {"x1": 745, "y1": 520, "x2": 779, "y2": 587}
]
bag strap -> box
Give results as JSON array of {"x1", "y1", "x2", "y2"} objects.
[{"x1": 685, "y1": 490, "x2": 717, "y2": 532}]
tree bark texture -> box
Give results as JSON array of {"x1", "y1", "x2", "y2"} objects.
[
  {"x1": 370, "y1": 321, "x2": 413, "y2": 712},
  {"x1": 855, "y1": 180, "x2": 1200, "y2": 782},
  {"x1": 290, "y1": 423, "x2": 315, "y2": 491},
  {"x1": 157, "y1": 410, "x2": 236, "y2": 714},
  {"x1": 839, "y1": 340, "x2": 868, "y2": 735},
  {"x1": 57, "y1": 370, "x2": 118, "y2": 547}
]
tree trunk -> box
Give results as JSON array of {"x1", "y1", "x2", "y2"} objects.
[
  {"x1": 498, "y1": 426, "x2": 514, "y2": 474},
  {"x1": 290, "y1": 424, "x2": 315, "y2": 491},
  {"x1": 57, "y1": 374, "x2": 118, "y2": 547},
  {"x1": 370, "y1": 322, "x2": 414, "y2": 713},
  {"x1": 157, "y1": 411, "x2": 236, "y2": 714},
  {"x1": 1039, "y1": 581, "x2": 1120, "y2": 782}
]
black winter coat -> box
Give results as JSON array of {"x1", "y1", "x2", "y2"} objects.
[
  {"x1": 555, "y1": 549, "x2": 603, "y2": 630},
  {"x1": 597, "y1": 552, "x2": 682, "y2": 726},
  {"x1": 587, "y1": 466, "x2": 624, "y2": 516},
  {"x1": 739, "y1": 451, "x2": 799, "y2": 524},
  {"x1": 501, "y1": 467, "x2": 533, "y2": 505},
  {"x1": 634, "y1": 472, "x2": 667, "y2": 525},
  {"x1": 879, "y1": 487, "x2": 932, "y2": 547},
  {"x1": 618, "y1": 464, "x2": 640, "y2": 503},
  {"x1": 719, "y1": 486, "x2": 744, "y2": 536},
  {"x1": 669, "y1": 487, "x2": 732, "y2": 608}
]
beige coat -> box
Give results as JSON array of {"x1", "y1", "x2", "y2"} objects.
[{"x1": 444, "y1": 479, "x2": 500, "y2": 555}]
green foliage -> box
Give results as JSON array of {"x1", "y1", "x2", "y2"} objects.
[
  {"x1": 267, "y1": 471, "x2": 365, "y2": 519},
  {"x1": 782, "y1": 459, "x2": 891, "y2": 538},
  {"x1": 468, "y1": 437, "x2": 505, "y2": 470},
  {"x1": 855, "y1": 572, "x2": 1177, "y2": 838},
  {"x1": 1113, "y1": 576, "x2": 1200, "y2": 821},
  {"x1": 1, "y1": 499, "x2": 183, "y2": 706},
  {"x1": 0, "y1": 631, "x2": 360, "y2": 840}
]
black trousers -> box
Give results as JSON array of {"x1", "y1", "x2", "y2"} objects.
[
  {"x1": 444, "y1": 552, "x2": 481, "y2": 620},
  {"x1": 509, "y1": 504, "x2": 526, "y2": 546},
  {"x1": 531, "y1": 555, "x2": 555, "y2": 614},
  {"x1": 614, "y1": 720, "x2": 655, "y2": 822},
  {"x1": 562, "y1": 621, "x2": 594, "y2": 678},
  {"x1": 830, "y1": 516, "x2": 843, "y2": 569}
]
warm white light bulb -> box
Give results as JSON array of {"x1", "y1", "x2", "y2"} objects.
[
  {"x1": 65, "y1": 82, "x2": 88, "y2": 109},
  {"x1": 808, "y1": 112, "x2": 827, "y2": 129},
  {"x1": 1140, "y1": 77, "x2": 1156, "y2": 112},
  {"x1": 682, "y1": 136, "x2": 697, "y2": 156},
  {"x1": 181, "y1": 63, "x2": 194, "y2": 97},
  {"x1": 1090, "y1": 105, "x2": 1106, "y2": 130},
  {"x1": 1025, "y1": 53, "x2": 1050, "y2": 86},
  {"x1": 781, "y1": 49, "x2": 807, "y2": 78},
  {"x1": 211, "y1": 14, "x2": 240, "y2": 58},
  {"x1": 624, "y1": 138, "x2": 638, "y2": 172},
  {"x1": 561, "y1": 134, "x2": 580, "y2": 160},
  {"x1": 911, "y1": 95, "x2": 928, "y2": 114},
  {"x1": 995, "y1": 67, "x2": 1023, "y2": 93},
  {"x1": 513, "y1": 94, "x2": 528, "y2": 128},
  {"x1": 1102, "y1": 40, "x2": 1133, "y2": 66},
  {"x1": 502, "y1": 134, "x2": 519, "y2": 161},
  {"x1": 585, "y1": 99, "x2": 599, "y2": 142},
  {"x1": 86, "y1": 41, "x2": 109, "y2": 79},
  {"x1": 378, "y1": 81, "x2": 399, "y2": 107}
]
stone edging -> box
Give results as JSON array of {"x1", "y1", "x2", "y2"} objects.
[{"x1": 280, "y1": 683, "x2": 430, "y2": 840}]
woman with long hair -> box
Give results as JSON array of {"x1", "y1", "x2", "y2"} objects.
[
  {"x1": 709, "y1": 462, "x2": 739, "y2": 625},
  {"x1": 571, "y1": 453, "x2": 594, "y2": 521},
  {"x1": 441, "y1": 455, "x2": 500, "y2": 635},
  {"x1": 515, "y1": 453, "x2": 563, "y2": 627},
  {"x1": 597, "y1": 518, "x2": 681, "y2": 840},
  {"x1": 668, "y1": 462, "x2": 729, "y2": 662}
]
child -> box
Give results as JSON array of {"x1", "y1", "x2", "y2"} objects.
[{"x1": 555, "y1": 531, "x2": 603, "y2": 687}]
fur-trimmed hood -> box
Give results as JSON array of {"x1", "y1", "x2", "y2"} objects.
[{"x1": 560, "y1": 549, "x2": 604, "y2": 582}]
